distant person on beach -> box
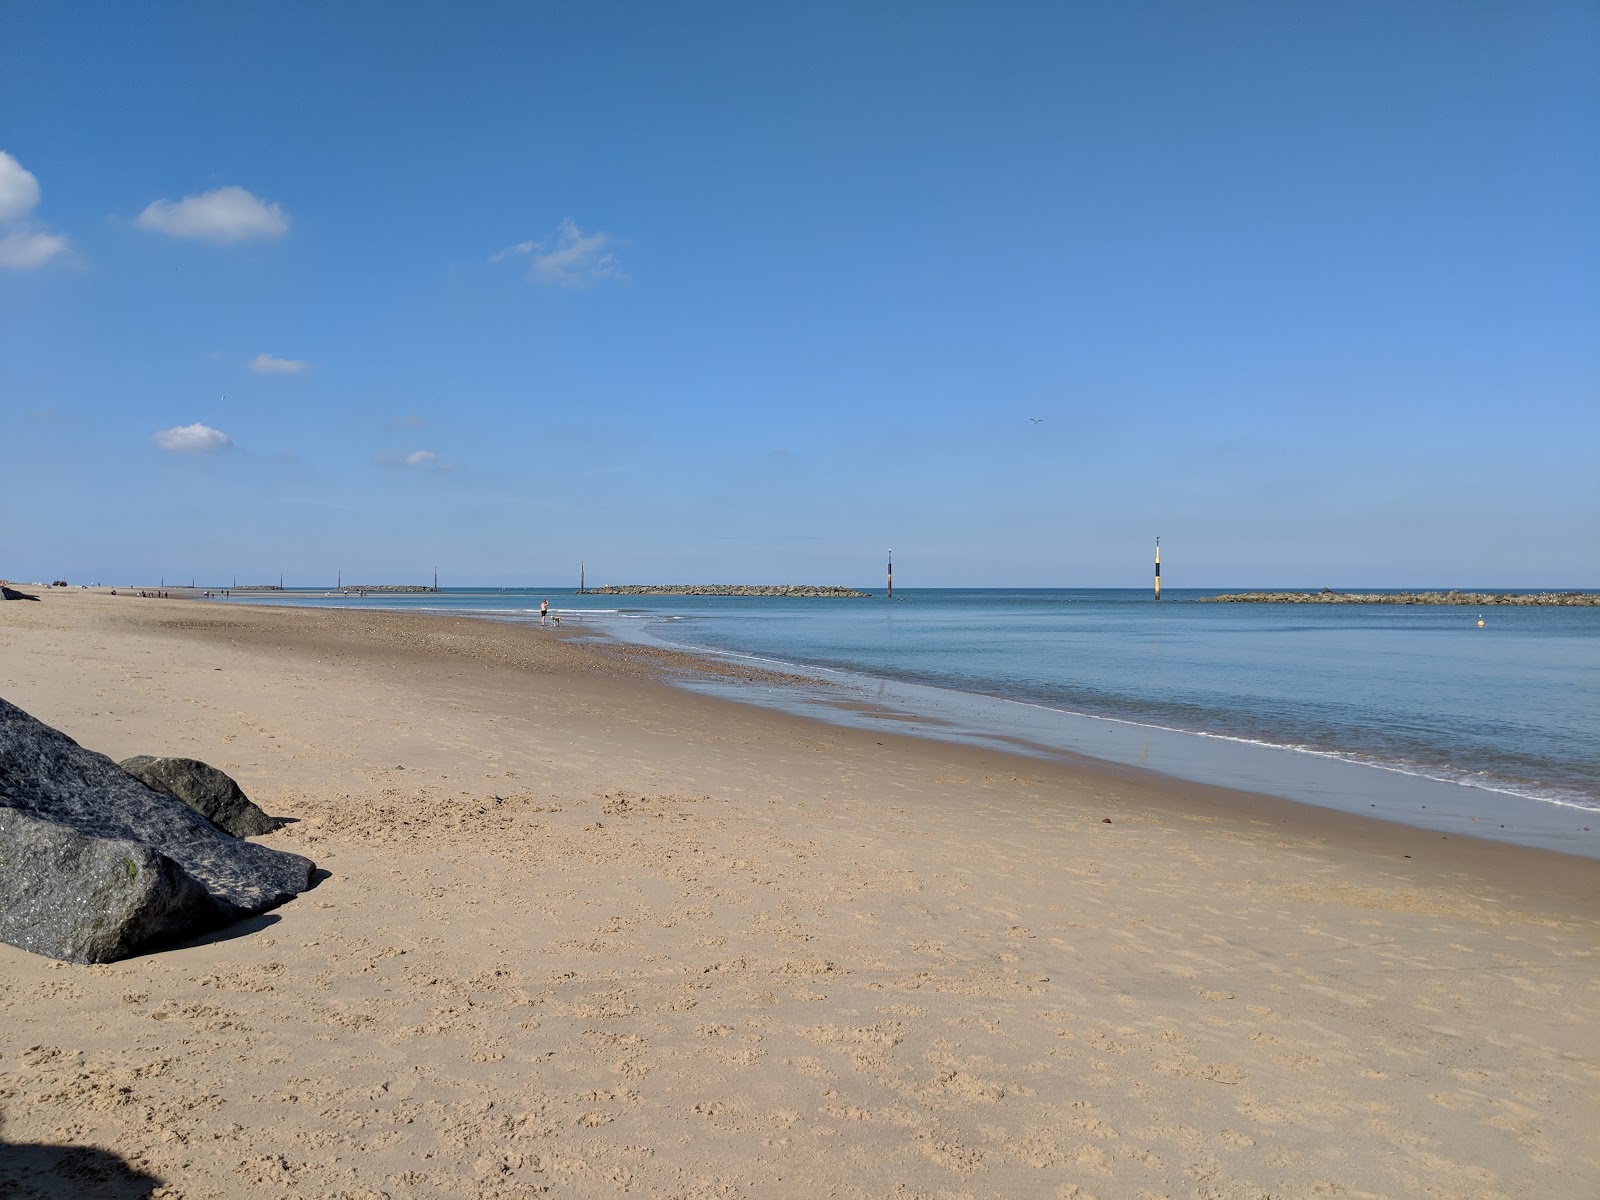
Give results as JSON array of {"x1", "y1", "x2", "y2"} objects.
[{"x1": 540, "y1": 599, "x2": 549, "y2": 626}]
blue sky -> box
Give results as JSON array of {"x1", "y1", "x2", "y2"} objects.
[{"x1": 3, "y1": 1, "x2": 1595, "y2": 588}]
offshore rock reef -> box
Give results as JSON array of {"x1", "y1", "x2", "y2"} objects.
[
  {"x1": 1201, "y1": 590, "x2": 1599, "y2": 606},
  {"x1": 232, "y1": 584, "x2": 438, "y2": 593},
  {"x1": 336, "y1": 585, "x2": 437, "y2": 593},
  {"x1": 585, "y1": 584, "x2": 870, "y2": 598}
]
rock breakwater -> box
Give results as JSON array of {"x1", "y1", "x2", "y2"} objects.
[
  {"x1": 1200, "y1": 590, "x2": 1598, "y2": 606},
  {"x1": 337, "y1": 585, "x2": 437, "y2": 593},
  {"x1": 585, "y1": 584, "x2": 869, "y2": 598}
]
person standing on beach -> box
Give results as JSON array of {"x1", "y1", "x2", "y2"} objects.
[{"x1": 540, "y1": 599, "x2": 549, "y2": 627}]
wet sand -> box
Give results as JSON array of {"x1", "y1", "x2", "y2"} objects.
[{"x1": 1, "y1": 590, "x2": 1596, "y2": 1198}]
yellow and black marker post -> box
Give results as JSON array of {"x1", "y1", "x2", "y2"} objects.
[
  {"x1": 887, "y1": 548, "x2": 893, "y2": 599},
  {"x1": 1154, "y1": 537, "x2": 1161, "y2": 601}
]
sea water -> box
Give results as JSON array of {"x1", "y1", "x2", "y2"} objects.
[{"x1": 233, "y1": 587, "x2": 1600, "y2": 856}]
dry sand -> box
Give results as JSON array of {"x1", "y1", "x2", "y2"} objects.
[{"x1": 1, "y1": 590, "x2": 1596, "y2": 1199}]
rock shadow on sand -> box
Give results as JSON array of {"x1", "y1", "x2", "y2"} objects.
[{"x1": 0, "y1": 1138, "x2": 165, "y2": 1199}]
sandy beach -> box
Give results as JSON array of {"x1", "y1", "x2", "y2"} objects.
[{"x1": 1, "y1": 590, "x2": 1596, "y2": 1199}]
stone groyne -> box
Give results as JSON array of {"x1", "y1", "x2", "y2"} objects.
[
  {"x1": 1200, "y1": 590, "x2": 1598, "y2": 606},
  {"x1": 336, "y1": 585, "x2": 437, "y2": 594},
  {"x1": 584, "y1": 584, "x2": 870, "y2": 598},
  {"x1": 231, "y1": 585, "x2": 435, "y2": 594}
]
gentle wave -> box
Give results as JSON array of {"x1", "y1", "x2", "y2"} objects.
[
  {"x1": 629, "y1": 624, "x2": 1600, "y2": 816},
  {"x1": 220, "y1": 590, "x2": 1600, "y2": 840},
  {"x1": 995, "y1": 696, "x2": 1600, "y2": 814}
]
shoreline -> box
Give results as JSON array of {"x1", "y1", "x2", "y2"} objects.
[
  {"x1": 207, "y1": 586, "x2": 1600, "y2": 857},
  {"x1": 2, "y1": 590, "x2": 1596, "y2": 1197},
  {"x1": 6, "y1": 588, "x2": 1595, "y2": 884},
  {"x1": 604, "y1": 614, "x2": 1600, "y2": 857}
]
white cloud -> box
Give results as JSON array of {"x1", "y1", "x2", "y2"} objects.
[
  {"x1": 248, "y1": 353, "x2": 310, "y2": 374},
  {"x1": 0, "y1": 229, "x2": 68, "y2": 269},
  {"x1": 488, "y1": 240, "x2": 534, "y2": 264},
  {"x1": 151, "y1": 422, "x2": 233, "y2": 454},
  {"x1": 134, "y1": 185, "x2": 289, "y2": 243},
  {"x1": 378, "y1": 447, "x2": 443, "y2": 467},
  {"x1": 491, "y1": 219, "x2": 626, "y2": 287},
  {"x1": 0, "y1": 150, "x2": 69, "y2": 270},
  {"x1": 0, "y1": 151, "x2": 41, "y2": 223}
]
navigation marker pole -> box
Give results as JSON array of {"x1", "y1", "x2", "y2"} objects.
[
  {"x1": 1154, "y1": 537, "x2": 1161, "y2": 601},
  {"x1": 580, "y1": 561, "x2": 585, "y2": 594},
  {"x1": 434, "y1": 567, "x2": 439, "y2": 593}
]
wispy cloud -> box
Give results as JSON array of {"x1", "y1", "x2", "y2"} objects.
[
  {"x1": 151, "y1": 422, "x2": 233, "y2": 454},
  {"x1": 390, "y1": 414, "x2": 425, "y2": 429},
  {"x1": 488, "y1": 241, "x2": 535, "y2": 265},
  {"x1": 491, "y1": 218, "x2": 627, "y2": 288},
  {"x1": 0, "y1": 150, "x2": 69, "y2": 270},
  {"x1": 134, "y1": 185, "x2": 289, "y2": 243},
  {"x1": 0, "y1": 230, "x2": 69, "y2": 269},
  {"x1": 248, "y1": 353, "x2": 310, "y2": 374},
  {"x1": 378, "y1": 448, "x2": 442, "y2": 467}
]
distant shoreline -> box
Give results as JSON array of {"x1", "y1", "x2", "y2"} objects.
[
  {"x1": 1201, "y1": 590, "x2": 1599, "y2": 606},
  {"x1": 11, "y1": 583, "x2": 1597, "y2": 603}
]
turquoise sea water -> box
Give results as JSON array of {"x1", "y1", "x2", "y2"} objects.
[{"x1": 233, "y1": 587, "x2": 1600, "y2": 856}]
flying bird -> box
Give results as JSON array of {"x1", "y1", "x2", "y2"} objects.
[{"x1": 1029, "y1": 418, "x2": 1044, "y2": 424}]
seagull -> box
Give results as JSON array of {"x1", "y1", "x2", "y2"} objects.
[{"x1": 1029, "y1": 417, "x2": 1044, "y2": 424}]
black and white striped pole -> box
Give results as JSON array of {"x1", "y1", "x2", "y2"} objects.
[
  {"x1": 1154, "y1": 537, "x2": 1161, "y2": 601},
  {"x1": 887, "y1": 548, "x2": 893, "y2": 600}
]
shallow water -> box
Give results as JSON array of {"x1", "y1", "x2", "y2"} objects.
[{"x1": 232, "y1": 587, "x2": 1600, "y2": 855}]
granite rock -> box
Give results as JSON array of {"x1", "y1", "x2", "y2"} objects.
[
  {"x1": 0, "y1": 695, "x2": 316, "y2": 963},
  {"x1": 119, "y1": 755, "x2": 281, "y2": 837},
  {"x1": 0, "y1": 808, "x2": 218, "y2": 963}
]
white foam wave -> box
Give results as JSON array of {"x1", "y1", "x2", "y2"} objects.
[
  {"x1": 618, "y1": 620, "x2": 1600, "y2": 816},
  {"x1": 957, "y1": 696, "x2": 1600, "y2": 814}
]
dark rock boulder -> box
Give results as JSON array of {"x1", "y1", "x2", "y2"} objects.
[
  {"x1": 119, "y1": 755, "x2": 281, "y2": 837},
  {"x1": 0, "y1": 696, "x2": 316, "y2": 963},
  {"x1": 0, "y1": 809, "x2": 219, "y2": 964},
  {"x1": 1, "y1": 586, "x2": 41, "y2": 601}
]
